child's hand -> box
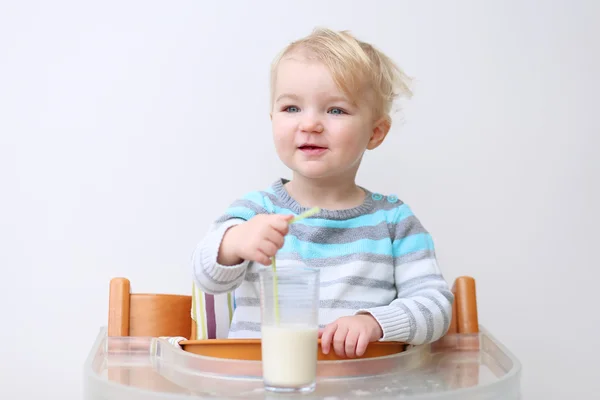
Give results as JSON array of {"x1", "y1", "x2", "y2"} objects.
[
  {"x1": 218, "y1": 214, "x2": 294, "y2": 266},
  {"x1": 320, "y1": 314, "x2": 383, "y2": 358}
]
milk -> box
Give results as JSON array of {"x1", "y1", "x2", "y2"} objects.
[{"x1": 261, "y1": 324, "x2": 318, "y2": 390}]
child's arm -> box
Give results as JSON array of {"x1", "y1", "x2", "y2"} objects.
[
  {"x1": 190, "y1": 193, "x2": 291, "y2": 294},
  {"x1": 191, "y1": 216, "x2": 250, "y2": 295},
  {"x1": 358, "y1": 205, "x2": 454, "y2": 345}
]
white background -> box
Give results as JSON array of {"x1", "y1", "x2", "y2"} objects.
[{"x1": 1, "y1": 0, "x2": 598, "y2": 398}]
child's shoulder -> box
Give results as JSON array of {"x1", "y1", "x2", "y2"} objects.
[
  {"x1": 366, "y1": 190, "x2": 431, "y2": 244},
  {"x1": 367, "y1": 190, "x2": 415, "y2": 222},
  {"x1": 229, "y1": 188, "x2": 274, "y2": 210},
  {"x1": 226, "y1": 182, "x2": 282, "y2": 214}
]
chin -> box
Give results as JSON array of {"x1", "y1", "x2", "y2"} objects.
[
  {"x1": 280, "y1": 158, "x2": 339, "y2": 180},
  {"x1": 292, "y1": 168, "x2": 336, "y2": 180}
]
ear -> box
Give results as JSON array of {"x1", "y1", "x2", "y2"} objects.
[{"x1": 366, "y1": 117, "x2": 391, "y2": 150}]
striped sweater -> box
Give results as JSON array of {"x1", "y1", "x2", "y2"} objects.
[{"x1": 191, "y1": 179, "x2": 454, "y2": 345}]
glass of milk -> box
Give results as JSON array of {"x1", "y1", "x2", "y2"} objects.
[{"x1": 259, "y1": 266, "x2": 319, "y2": 393}]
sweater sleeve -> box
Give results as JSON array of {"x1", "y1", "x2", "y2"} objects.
[
  {"x1": 191, "y1": 192, "x2": 270, "y2": 295},
  {"x1": 355, "y1": 204, "x2": 454, "y2": 345}
]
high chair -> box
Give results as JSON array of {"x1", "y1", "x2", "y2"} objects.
[{"x1": 93, "y1": 275, "x2": 522, "y2": 398}]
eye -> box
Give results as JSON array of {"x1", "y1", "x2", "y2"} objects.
[
  {"x1": 328, "y1": 107, "x2": 346, "y2": 115},
  {"x1": 283, "y1": 106, "x2": 300, "y2": 113}
]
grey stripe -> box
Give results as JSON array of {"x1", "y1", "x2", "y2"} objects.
[
  {"x1": 392, "y1": 216, "x2": 428, "y2": 241},
  {"x1": 286, "y1": 221, "x2": 422, "y2": 246},
  {"x1": 285, "y1": 217, "x2": 426, "y2": 245},
  {"x1": 320, "y1": 276, "x2": 394, "y2": 290},
  {"x1": 246, "y1": 272, "x2": 393, "y2": 290},
  {"x1": 415, "y1": 301, "x2": 434, "y2": 343},
  {"x1": 376, "y1": 198, "x2": 406, "y2": 211},
  {"x1": 235, "y1": 297, "x2": 260, "y2": 307},
  {"x1": 397, "y1": 302, "x2": 417, "y2": 342},
  {"x1": 245, "y1": 272, "x2": 259, "y2": 282},
  {"x1": 274, "y1": 252, "x2": 394, "y2": 267},
  {"x1": 440, "y1": 289, "x2": 454, "y2": 304},
  {"x1": 319, "y1": 299, "x2": 380, "y2": 309},
  {"x1": 288, "y1": 221, "x2": 389, "y2": 244},
  {"x1": 394, "y1": 249, "x2": 436, "y2": 265},
  {"x1": 396, "y1": 274, "x2": 445, "y2": 293},
  {"x1": 274, "y1": 249, "x2": 434, "y2": 268},
  {"x1": 422, "y1": 294, "x2": 449, "y2": 335},
  {"x1": 229, "y1": 321, "x2": 261, "y2": 332}
]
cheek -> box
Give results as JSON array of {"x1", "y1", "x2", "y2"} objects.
[
  {"x1": 332, "y1": 120, "x2": 371, "y2": 149},
  {"x1": 272, "y1": 118, "x2": 295, "y2": 151}
]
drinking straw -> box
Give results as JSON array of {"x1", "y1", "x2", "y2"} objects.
[{"x1": 272, "y1": 206, "x2": 321, "y2": 323}]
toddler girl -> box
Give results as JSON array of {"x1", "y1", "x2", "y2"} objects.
[{"x1": 191, "y1": 27, "x2": 453, "y2": 358}]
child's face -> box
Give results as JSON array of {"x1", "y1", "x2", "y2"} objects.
[{"x1": 270, "y1": 55, "x2": 388, "y2": 182}]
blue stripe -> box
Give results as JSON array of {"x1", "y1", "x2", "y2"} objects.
[
  {"x1": 263, "y1": 195, "x2": 275, "y2": 213},
  {"x1": 225, "y1": 206, "x2": 259, "y2": 220},
  {"x1": 271, "y1": 204, "x2": 414, "y2": 228},
  {"x1": 279, "y1": 232, "x2": 433, "y2": 259},
  {"x1": 394, "y1": 232, "x2": 435, "y2": 257},
  {"x1": 223, "y1": 192, "x2": 268, "y2": 219}
]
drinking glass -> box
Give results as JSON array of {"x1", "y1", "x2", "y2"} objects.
[{"x1": 259, "y1": 266, "x2": 320, "y2": 393}]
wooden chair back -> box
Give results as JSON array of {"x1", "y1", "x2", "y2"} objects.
[
  {"x1": 108, "y1": 277, "x2": 196, "y2": 338},
  {"x1": 447, "y1": 275, "x2": 479, "y2": 335}
]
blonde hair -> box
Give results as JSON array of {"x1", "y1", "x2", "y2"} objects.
[{"x1": 270, "y1": 27, "x2": 413, "y2": 121}]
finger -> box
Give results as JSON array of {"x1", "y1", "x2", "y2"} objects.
[
  {"x1": 258, "y1": 240, "x2": 278, "y2": 258},
  {"x1": 320, "y1": 324, "x2": 337, "y2": 354},
  {"x1": 356, "y1": 332, "x2": 370, "y2": 357},
  {"x1": 264, "y1": 229, "x2": 285, "y2": 249},
  {"x1": 333, "y1": 325, "x2": 349, "y2": 358},
  {"x1": 344, "y1": 329, "x2": 360, "y2": 358},
  {"x1": 269, "y1": 215, "x2": 292, "y2": 235},
  {"x1": 253, "y1": 249, "x2": 272, "y2": 266},
  {"x1": 318, "y1": 328, "x2": 325, "y2": 338},
  {"x1": 281, "y1": 214, "x2": 295, "y2": 223}
]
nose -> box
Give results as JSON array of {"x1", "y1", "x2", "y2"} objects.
[{"x1": 299, "y1": 112, "x2": 324, "y2": 134}]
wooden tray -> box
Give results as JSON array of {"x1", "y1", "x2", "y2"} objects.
[{"x1": 179, "y1": 339, "x2": 406, "y2": 361}]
